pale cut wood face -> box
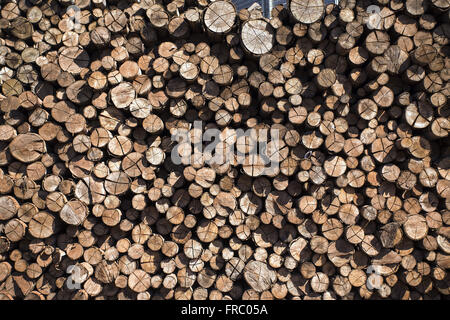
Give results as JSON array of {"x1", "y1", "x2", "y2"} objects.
[
  {"x1": 204, "y1": 1, "x2": 236, "y2": 34},
  {"x1": 290, "y1": 0, "x2": 324, "y2": 24},
  {"x1": 241, "y1": 19, "x2": 274, "y2": 55}
]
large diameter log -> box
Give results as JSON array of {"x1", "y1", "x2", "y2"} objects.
[
  {"x1": 28, "y1": 211, "x2": 55, "y2": 239},
  {"x1": 203, "y1": 1, "x2": 236, "y2": 34},
  {"x1": 58, "y1": 46, "x2": 90, "y2": 75},
  {"x1": 10, "y1": 17, "x2": 33, "y2": 40},
  {"x1": 60, "y1": 200, "x2": 88, "y2": 226},
  {"x1": 0, "y1": 196, "x2": 20, "y2": 220},
  {"x1": 0, "y1": 0, "x2": 448, "y2": 301},
  {"x1": 243, "y1": 260, "x2": 276, "y2": 292},
  {"x1": 241, "y1": 20, "x2": 275, "y2": 56}
]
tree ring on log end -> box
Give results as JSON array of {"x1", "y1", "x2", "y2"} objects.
[{"x1": 241, "y1": 20, "x2": 274, "y2": 56}]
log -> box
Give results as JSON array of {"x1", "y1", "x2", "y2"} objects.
[
  {"x1": 28, "y1": 211, "x2": 55, "y2": 239},
  {"x1": 290, "y1": 0, "x2": 324, "y2": 24},
  {"x1": 241, "y1": 20, "x2": 274, "y2": 56},
  {"x1": 204, "y1": 1, "x2": 236, "y2": 35},
  {"x1": 0, "y1": 0, "x2": 446, "y2": 302},
  {"x1": 243, "y1": 260, "x2": 276, "y2": 292}
]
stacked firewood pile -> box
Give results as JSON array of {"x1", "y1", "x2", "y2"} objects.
[{"x1": 0, "y1": 0, "x2": 449, "y2": 300}]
